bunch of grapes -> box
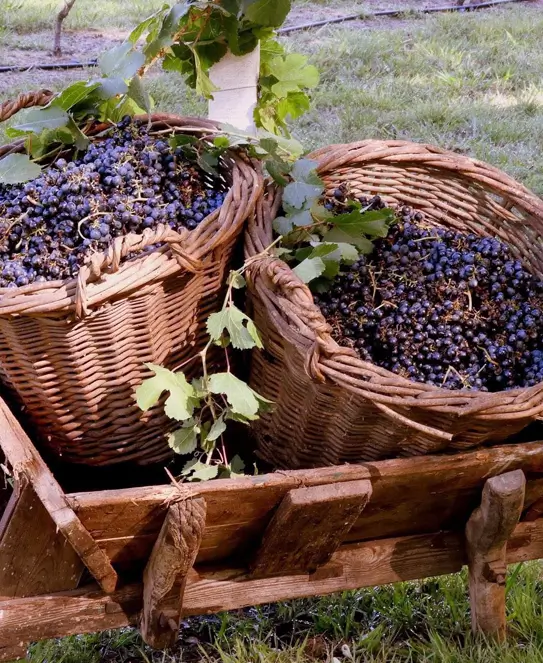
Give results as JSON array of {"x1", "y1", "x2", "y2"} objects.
[
  {"x1": 0, "y1": 117, "x2": 225, "y2": 288},
  {"x1": 314, "y1": 192, "x2": 543, "y2": 392}
]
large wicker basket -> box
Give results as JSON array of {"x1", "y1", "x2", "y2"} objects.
[
  {"x1": 0, "y1": 92, "x2": 262, "y2": 466},
  {"x1": 245, "y1": 140, "x2": 543, "y2": 469}
]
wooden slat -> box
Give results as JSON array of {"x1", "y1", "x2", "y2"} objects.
[
  {"x1": 1, "y1": 517, "x2": 543, "y2": 651},
  {"x1": 68, "y1": 443, "x2": 543, "y2": 567},
  {"x1": 0, "y1": 480, "x2": 83, "y2": 597},
  {"x1": 0, "y1": 398, "x2": 118, "y2": 593},
  {"x1": 466, "y1": 470, "x2": 526, "y2": 641},
  {"x1": 0, "y1": 643, "x2": 27, "y2": 663},
  {"x1": 141, "y1": 498, "x2": 206, "y2": 649},
  {"x1": 251, "y1": 480, "x2": 372, "y2": 578}
]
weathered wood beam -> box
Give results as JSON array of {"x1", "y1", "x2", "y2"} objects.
[
  {"x1": 2, "y1": 517, "x2": 543, "y2": 655},
  {"x1": 251, "y1": 480, "x2": 372, "y2": 578},
  {"x1": 68, "y1": 441, "x2": 543, "y2": 568},
  {"x1": 0, "y1": 398, "x2": 118, "y2": 593},
  {"x1": 0, "y1": 479, "x2": 83, "y2": 597},
  {"x1": 0, "y1": 643, "x2": 28, "y2": 663},
  {"x1": 141, "y1": 497, "x2": 206, "y2": 649},
  {"x1": 466, "y1": 470, "x2": 526, "y2": 641}
]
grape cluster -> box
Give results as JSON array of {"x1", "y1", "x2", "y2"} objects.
[
  {"x1": 315, "y1": 193, "x2": 543, "y2": 392},
  {"x1": 0, "y1": 117, "x2": 225, "y2": 288}
]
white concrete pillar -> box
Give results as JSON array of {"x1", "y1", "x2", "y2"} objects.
[{"x1": 208, "y1": 43, "x2": 260, "y2": 132}]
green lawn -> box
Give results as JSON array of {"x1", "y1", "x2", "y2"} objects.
[
  {"x1": 25, "y1": 564, "x2": 543, "y2": 662},
  {"x1": 2, "y1": 3, "x2": 543, "y2": 662}
]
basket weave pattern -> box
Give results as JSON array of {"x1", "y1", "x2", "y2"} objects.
[
  {"x1": 0, "y1": 95, "x2": 263, "y2": 465},
  {"x1": 245, "y1": 141, "x2": 543, "y2": 469}
]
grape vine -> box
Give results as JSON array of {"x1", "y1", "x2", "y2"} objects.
[{"x1": 0, "y1": 1, "x2": 318, "y2": 185}]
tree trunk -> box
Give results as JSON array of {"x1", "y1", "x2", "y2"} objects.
[{"x1": 53, "y1": 0, "x2": 77, "y2": 57}]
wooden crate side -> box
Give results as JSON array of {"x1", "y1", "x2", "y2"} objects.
[
  {"x1": 68, "y1": 443, "x2": 543, "y2": 567},
  {"x1": 0, "y1": 479, "x2": 83, "y2": 597},
  {"x1": 0, "y1": 398, "x2": 118, "y2": 593},
  {"x1": 1, "y1": 517, "x2": 542, "y2": 654}
]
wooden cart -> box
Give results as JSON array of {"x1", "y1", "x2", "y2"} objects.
[{"x1": 1, "y1": 395, "x2": 543, "y2": 661}]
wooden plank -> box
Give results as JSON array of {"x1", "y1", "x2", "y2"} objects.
[
  {"x1": 141, "y1": 498, "x2": 206, "y2": 649},
  {"x1": 0, "y1": 584, "x2": 142, "y2": 648},
  {"x1": 68, "y1": 443, "x2": 543, "y2": 566},
  {"x1": 523, "y1": 478, "x2": 543, "y2": 521},
  {"x1": 1, "y1": 517, "x2": 543, "y2": 651},
  {"x1": 0, "y1": 643, "x2": 27, "y2": 662},
  {"x1": 251, "y1": 480, "x2": 372, "y2": 578},
  {"x1": 466, "y1": 470, "x2": 525, "y2": 641},
  {"x1": 0, "y1": 480, "x2": 83, "y2": 597},
  {"x1": 0, "y1": 398, "x2": 118, "y2": 593}
]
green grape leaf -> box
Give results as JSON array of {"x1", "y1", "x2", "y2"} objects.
[
  {"x1": 273, "y1": 216, "x2": 294, "y2": 236},
  {"x1": 127, "y1": 11, "x2": 165, "y2": 44},
  {"x1": 221, "y1": 454, "x2": 245, "y2": 478},
  {"x1": 293, "y1": 256, "x2": 326, "y2": 283},
  {"x1": 265, "y1": 158, "x2": 290, "y2": 186},
  {"x1": 333, "y1": 208, "x2": 395, "y2": 238},
  {"x1": 128, "y1": 75, "x2": 152, "y2": 114},
  {"x1": 243, "y1": 0, "x2": 291, "y2": 27},
  {"x1": 207, "y1": 415, "x2": 227, "y2": 442},
  {"x1": 0, "y1": 153, "x2": 41, "y2": 184},
  {"x1": 213, "y1": 135, "x2": 231, "y2": 149},
  {"x1": 277, "y1": 91, "x2": 310, "y2": 122},
  {"x1": 50, "y1": 81, "x2": 101, "y2": 111},
  {"x1": 168, "y1": 421, "x2": 199, "y2": 455},
  {"x1": 220, "y1": 0, "x2": 242, "y2": 14},
  {"x1": 269, "y1": 54, "x2": 320, "y2": 98},
  {"x1": 66, "y1": 117, "x2": 89, "y2": 150},
  {"x1": 322, "y1": 259, "x2": 340, "y2": 279},
  {"x1": 289, "y1": 208, "x2": 313, "y2": 227},
  {"x1": 144, "y1": 3, "x2": 190, "y2": 60},
  {"x1": 14, "y1": 106, "x2": 69, "y2": 134},
  {"x1": 228, "y1": 272, "x2": 246, "y2": 289},
  {"x1": 324, "y1": 226, "x2": 374, "y2": 254},
  {"x1": 291, "y1": 158, "x2": 321, "y2": 185},
  {"x1": 99, "y1": 42, "x2": 145, "y2": 79},
  {"x1": 27, "y1": 128, "x2": 70, "y2": 158},
  {"x1": 310, "y1": 201, "x2": 333, "y2": 222},
  {"x1": 181, "y1": 459, "x2": 219, "y2": 481},
  {"x1": 191, "y1": 377, "x2": 207, "y2": 398},
  {"x1": 135, "y1": 363, "x2": 197, "y2": 422},
  {"x1": 209, "y1": 372, "x2": 260, "y2": 418},
  {"x1": 206, "y1": 304, "x2": 262, "y2": 350},
  {"x1": 308, "y1": 243, "x2": 339, "y2": 259},
  {"x1": 196, "y1": 41, "x2": 228, "y2": 70},
  {"x1": 282, "y1": 182, "x2": 322, "y2": 210},
  {"x1": 94, "y1": 77, "x2": 129, "y2": 99},
  {"x1": 190, "y1": 46, "x2": 218, "y2": 98}
]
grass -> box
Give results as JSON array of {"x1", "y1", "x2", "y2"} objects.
[
  {"x1": 21, "y1": 563, "x2": 543, "y2": 662},
  {"x1": 2, "y1": 3, "x2": 543, "y2": 661}
]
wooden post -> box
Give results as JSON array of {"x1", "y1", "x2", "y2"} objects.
[
  {"x1": 208, "y1": 45, "x2": 260, "y2": 132},
  {"x1": 251, "y1": 479, "x2": 372, "y2": 578},
  {"x1": 465, "y1": 469, "x2": 526, "y2": 641},
  {"x1": 141, "y1": 497, "x2": 206, "y2": 649}
]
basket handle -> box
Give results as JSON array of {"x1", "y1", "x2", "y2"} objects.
[
  {"x1": 75, "y1": 223, "x2": 202, "y2": 318},
  {"x1": 0, "y1": 90, "x2": 55, "y2": 124}
]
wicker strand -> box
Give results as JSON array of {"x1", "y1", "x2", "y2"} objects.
[{"x1": 0, "y1": 89, "x2": 54, "y2": 123}]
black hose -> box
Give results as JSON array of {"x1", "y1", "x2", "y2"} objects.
[
  {"x1": 278, "y1": 0, "x2": 528, "y2": 35},
  {"x1": 0, "y1": 0, "x2": 529, "y2": 72},
  {"x1": 0, "y1": 59, "x2": 98, "y2": 73}
]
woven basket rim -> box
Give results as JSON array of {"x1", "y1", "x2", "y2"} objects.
[
  {"x1": 245, "y1": 139, "x2": 543, "y2": 425},
  {"x1": 0, "y1": 109, "x2": 263, "y2": 317}
]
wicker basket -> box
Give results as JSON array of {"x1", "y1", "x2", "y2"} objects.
[
  {"x1": 0, "y1": 92, "x2": 263, "y2": 466},
  {"x1": 245, "y1": 140, "x2": 543, "y2": 469}
]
